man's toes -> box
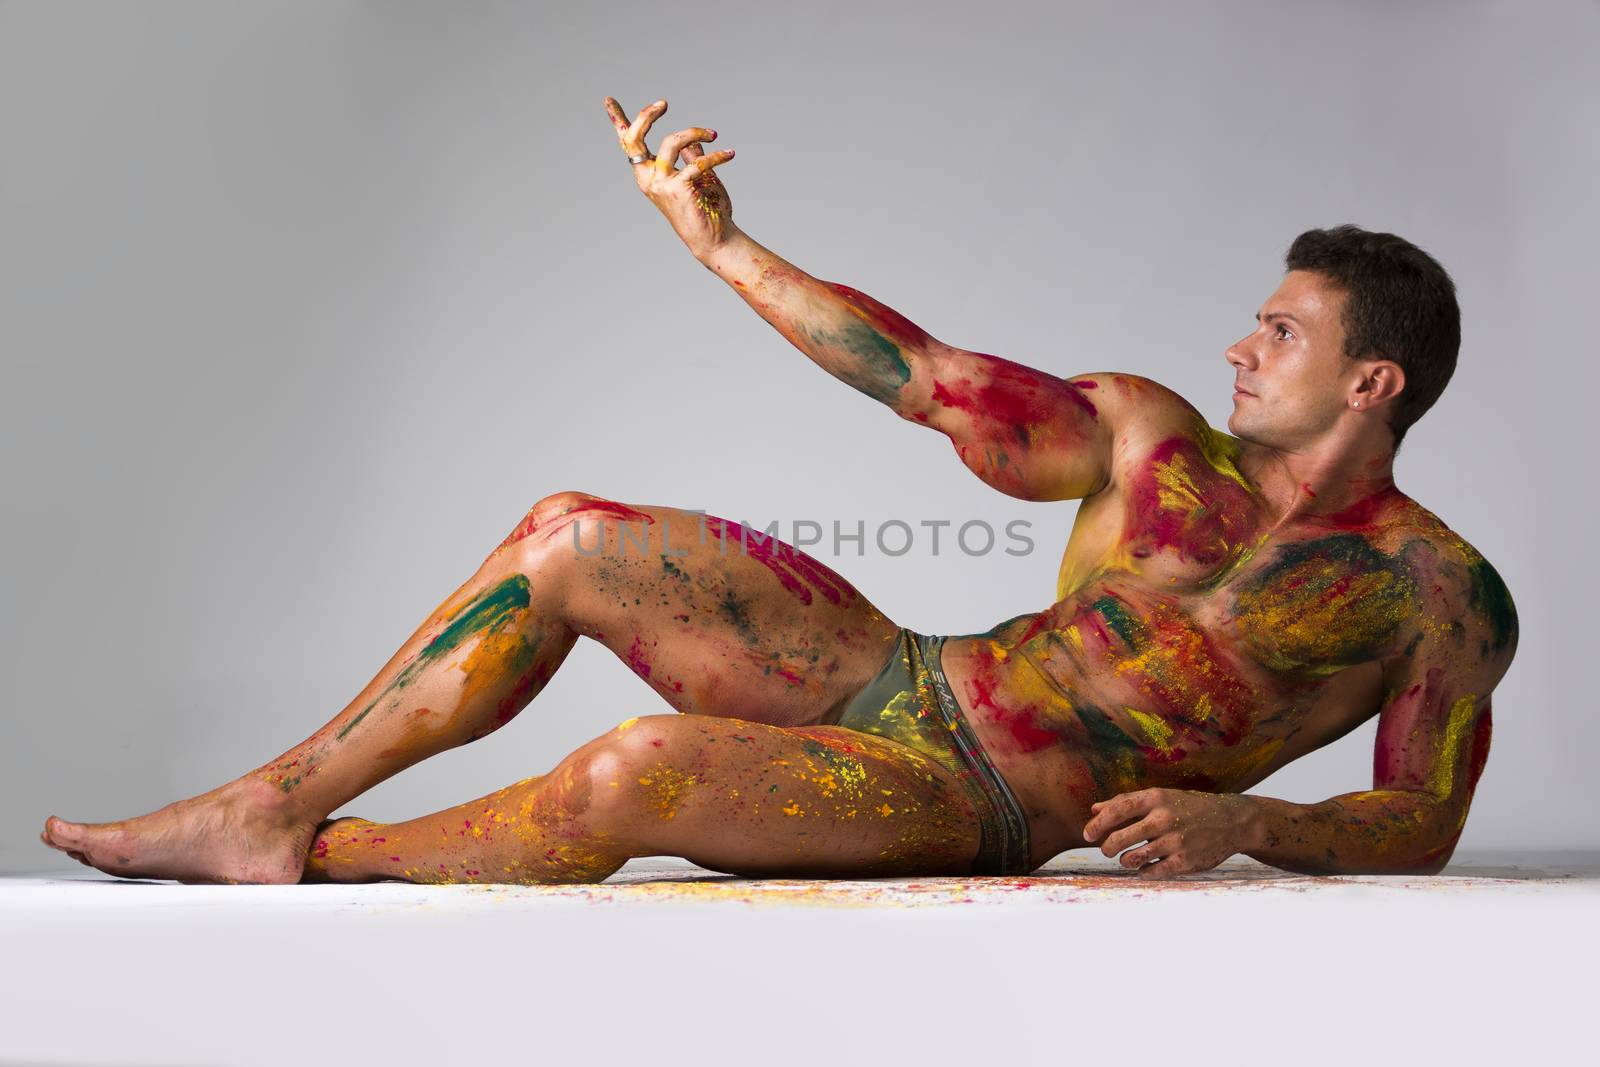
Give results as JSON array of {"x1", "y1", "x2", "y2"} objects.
[{"x1": 42, "y1": 816, "x2": 84, "y2": 849}]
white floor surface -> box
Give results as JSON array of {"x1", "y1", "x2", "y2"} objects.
[{"x1": 2, "y1": 850, "x2": 1594, "y2": 1066}]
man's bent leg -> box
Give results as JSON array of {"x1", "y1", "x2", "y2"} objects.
[{"x1": 303, "y1": 714, "x2": 983, "y2": 884}]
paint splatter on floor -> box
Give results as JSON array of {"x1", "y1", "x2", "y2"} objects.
[{"x1": 414, "y1": 854, "x2": 1593, "y2": 910}]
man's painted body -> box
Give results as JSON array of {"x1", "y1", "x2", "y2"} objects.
[{"x1": 37, "y1": 97, "x2": 1516, "y2": 884}]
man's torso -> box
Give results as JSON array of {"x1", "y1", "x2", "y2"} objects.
[{"x1": 938, "y1": 376, "x2": 1515, "y2": 857}]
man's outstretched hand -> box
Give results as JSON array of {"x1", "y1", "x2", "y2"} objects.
[
  {"x1": 1082, "y1": 788, "x2": 1266, "y2": 879},
  {"x1": 603, "y1": 95, "x2": 740, "y2": 260}
]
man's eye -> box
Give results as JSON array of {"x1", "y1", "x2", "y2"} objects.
[{"x1": 1275, "y1": 325, "x2": 1293, "y2": 340}]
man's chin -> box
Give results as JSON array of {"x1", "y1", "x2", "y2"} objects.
[{"x1": 1226, "y1": 414, "x2": 1263, "y2": 446}]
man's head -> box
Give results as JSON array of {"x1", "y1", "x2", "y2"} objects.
[{"x1": 1225, "y1": 225, "x2": 1461, "y2": 454}]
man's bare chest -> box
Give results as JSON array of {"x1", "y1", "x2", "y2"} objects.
[{"x1": 1051, "y1": 435, "x2": 1426, "y2": 685}]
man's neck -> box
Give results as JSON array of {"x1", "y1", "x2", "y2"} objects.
[{"x1": 1241, "y1": 428, "x2": 1398, "y2": 526}]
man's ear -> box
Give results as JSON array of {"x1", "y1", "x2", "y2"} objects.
[{"x1": 1353, "y1": 360, "x2": 1406, "y2": 411}]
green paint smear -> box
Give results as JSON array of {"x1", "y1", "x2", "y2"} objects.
[
  {"x1": 1075, "y1": 703, "x2": 1142, "y2": 754},
  {"x1": 1245, "y1": 533, "x2": 1398, "y2": 582},
  {"x1": 1468, "y1": 557, "x2": 1517, "y2": 651},
  {"x1": 1072, "y1": 703, "x2": 1142, "y2": 793},
  {"x1": 335, "y1": 574, "x2": 533, "y2": 743},
  {"x1": 717, "y1": 591, "x2": 758, "y2": 643},
  {"x1": 1092, "y1": 595, "x2": 1144, "y2": 648},
  {"x1": 805, "y1": 321, "x2": 912, "y2": 405}
]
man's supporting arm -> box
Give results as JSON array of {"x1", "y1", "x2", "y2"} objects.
[
  {"x1": 696, "y1": 229, "x2": 1114, "y2": 501},
  {"x1": 1241, "y1": 698, "x2": 1496, "y2": 875},
  {"x1": 1085, "y1": 587, "x2": 1516, "y2": 879},
  {"x1": 1085, "y1": 685, "x2": 1498, "y2": 878}
]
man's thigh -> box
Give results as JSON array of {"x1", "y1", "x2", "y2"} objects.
[
  {"x1": 580, "y1": 714, "x2": 982, "y2": 878},
  {"x1": 515, "y1": 497, "x2": 904, "y2": 727}
]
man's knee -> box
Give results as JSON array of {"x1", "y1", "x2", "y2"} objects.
[
  {"x1": 498, "y1": 490, "x2": 609, "y2": 553},
  {"x1": 502, "y1": 493, "x2": 665, "y2": 574},
  {"x1": 579, "y1": 717, "x2": 703, "y2": 829}
]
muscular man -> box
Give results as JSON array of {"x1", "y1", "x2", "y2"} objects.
[{"x1": 39, "y1": 96, "x2": 1518, "y2": 884}]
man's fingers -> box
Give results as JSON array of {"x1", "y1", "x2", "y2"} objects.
[
  {"x1": 655, "y1": 127, "x2": 717, "y2": 174},
  {"x1": 1137, "y1": 857, "x2": 1182, "y2": 880},
  {"x1": 1137, "y1": 848, "x2": 1201, "y2": 880},
  {"x1": 632, "y1": 98, "x2": 668, "y2": 143},
  {"x1": 676, "y1": 149, "x2": 736, "y2": 180},
  {"x1": 1099, "y1": 815, "x2": 1163, "y2": 859},
  {"x1": 1083, "y1": 789, "x2": 1158, "y2": 842},
  {"x1": 603, "y1": 96, "x2": 630, "y2": 132},
  {"x1": 1121, "y1": 834, "x2": 1179, "y2": 870},
  {"x1": 602, "y1": 96, "x2": 667, "y2": 155}
]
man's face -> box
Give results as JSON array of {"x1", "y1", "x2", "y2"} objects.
[{"x1": 1225, "y1": 270, "x2": 1353, "y2": 448}]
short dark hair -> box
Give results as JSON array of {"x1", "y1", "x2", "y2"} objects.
[{"x1": 1285, "y1": 225, "x2": 1461, "y2": 449}]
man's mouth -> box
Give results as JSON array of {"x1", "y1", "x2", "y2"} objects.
[{"x1": 1233, "y1": 385, "x2": 1255, "y2": 398}]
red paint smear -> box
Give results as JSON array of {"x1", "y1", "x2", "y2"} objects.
[
  {"x1": 931, "y1": 356, "x2": 1098, "y2": 430},
  {"x1": 965, "y1": 672, "x2": 1059, "y2": 753},
  {"x1": 1372, "y1": 668, "x2": 1447, "y2": 787},
  {"x1": 700, "y1": 515, "x2": 855, "y2": 607},
  {"x1": 1069, "y1": 378, "x2": 1099, "y2": 390},
  {"x1": 1318, "y1": 484, "x2": 1405, "y2": 529},
  {"x1": 1466, "y1": 702, "x2": 1492, "y2": 792},
  {"x1": 624, "y1": 635, "x2": 653, "y2": 679},
  {"x1": 494, "y1": 668, "x2": 539, "y2": 727},
  {"x1": 499, "y1": 497, "x2": 656, "y2": 551}
]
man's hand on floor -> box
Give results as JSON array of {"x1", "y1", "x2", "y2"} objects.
[{"x1": 1082, "y1": 788, "x2": 1266, "y2": 879}]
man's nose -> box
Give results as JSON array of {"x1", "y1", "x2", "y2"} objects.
[{"x1": 1225, "y1": 340, "x2": 1256, "y2": 371}]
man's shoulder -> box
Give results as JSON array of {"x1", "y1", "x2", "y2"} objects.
[
  {"x1": 1384, "y1": 496, "x2": 1520, "y2": 671},
  {"x1": 1068, "y1": 372, "x2": 1206, "y2": 428},
  {"x1": 1067, "y1": 373, "x2": 1224, "y2": 465}
]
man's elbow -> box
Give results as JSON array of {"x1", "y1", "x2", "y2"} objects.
[{"x1": 1401, "y1": 833, "x2": 1462, "y2": 875}]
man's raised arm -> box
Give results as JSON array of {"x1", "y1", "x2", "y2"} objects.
[
  {"x1": 603, "y1": 95, "x2": 1112, "y2": 502},
  {"x1": 699, "y1": 230, "x2": 1113, "y2": 501}
]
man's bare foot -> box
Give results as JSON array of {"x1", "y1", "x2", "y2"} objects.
[{"x1": 39, "y1": 777, "x2": 322, "y2": 884}]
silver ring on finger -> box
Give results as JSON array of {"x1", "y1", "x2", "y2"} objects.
[{"x1": 627, "y1": 151, "x2": 654, "y2": 165}]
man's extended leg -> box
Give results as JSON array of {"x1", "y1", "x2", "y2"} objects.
[
  {"x1": 303, "y1": 714, "x2": 983, "y2": 884},
  {"x1": 41, "y1": 492, "x2": 903, "y2": 882}
]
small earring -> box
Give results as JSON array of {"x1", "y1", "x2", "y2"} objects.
[{"x1": 1352, "y1": 401, "x2": 1361, "y2": 408}]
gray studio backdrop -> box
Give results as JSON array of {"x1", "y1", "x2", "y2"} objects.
[{"x1": 3, "y1": 0, "x2": 1595, "y2": 872}]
